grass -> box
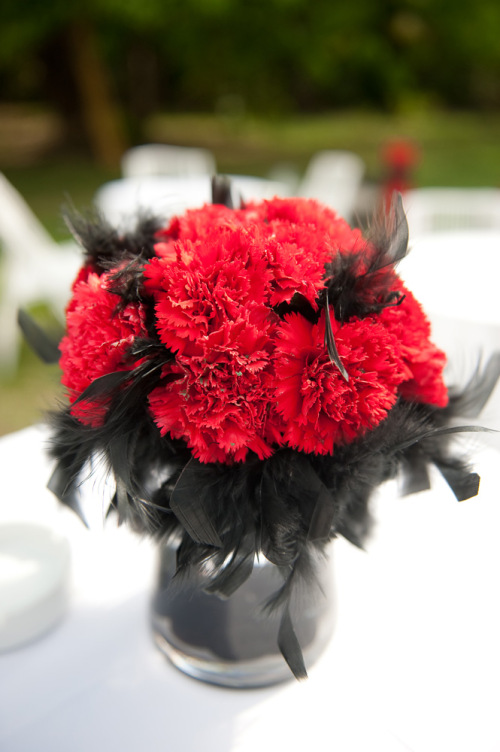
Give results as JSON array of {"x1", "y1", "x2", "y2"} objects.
[
  {"x1": 2, "y1": 158, "x2": 120, "y2": 241},
  {"x1": 3, "y1": 107, "x2": 500, "y2": 234},
  {"x1": 1, "y1": 106, "x2": 500, "y2": 436},
  {"x1": 145, "y1": 109, "x2": 500, "y2": 186},
  {"x1": 0, "y1": 343, "x2": 64, "y2": 436},
  {"x1": 0, "y1": 304, "x2": 65, "y2": 436}
]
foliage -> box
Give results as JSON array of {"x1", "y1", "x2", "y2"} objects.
[{"x1": 1, "y1": 0, "x2": 500, "y2": 121}]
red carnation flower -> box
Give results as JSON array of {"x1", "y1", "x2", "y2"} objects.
[
  {"x1": 246, "y1": 198, "x2": 367, "y2": 308},
  {"x1": 148, "y1": 314, "x2": 280, "y2": 463},
  {"x1": 379, "y1": 287, "x2": 448, "y2": 407},
  {"x1": 60, "y1": 271, "x2": 147, "y2": 425},
  {"x1": 273, "y1": 310, "x2": 411, "y2": 454},
  {"x1": 155, "y1": 203, "x2": 247, "y2": 245},
  {"x1": 151, "y1": 198, "x2": 366, "y2": 312},
  {"x1": 249, "y1": 196, "x2": 361, "y2": 243},
  {"x1": 69, "y1": 263, "x2": 96, "y2": 291},
  {"x1": 145, "y1": 226, "x2": 272, "y2": 354}
]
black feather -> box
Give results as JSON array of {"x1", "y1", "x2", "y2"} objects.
[
  {"x1": 446, "y1": 352, "x2": 500, "y2": 419},
  {"x1": 170, "y1": 458, "x2": 224, "y2": 547},
  {"x1": 63, "y1": 209, "x2": 162, "y2": 274},
  {"x1": 17, "y1": 309, "x2": 61, "y2": 364},
  {"x1": 204, "y1": 537, "x2": 255, "y2": 598},
  {"x1": 274, "y1": 293, "x2": 318, "y2": 323},
  {"x1": 324, "y1": 301, "x2": 349, "y2": 381},
  {"x1": 278, "y1": 605, "x2": 308, "y2": 680},
  {"x1": 71, "y1": 371, "x2": 131, "y2": 406},
  {"x1": 321, "y1": 191, "x2": 410, "y2": 322},
  {"x1": 211, "y1": 175, "x2": 233, "y2": 209},
  {"x1": 373, "y1": 192, "x2": 409, "y2": 265}
]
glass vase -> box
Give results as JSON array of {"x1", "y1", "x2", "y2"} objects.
[{"x1": 150, "y1": 539, "x2": 335, "y2": 688}]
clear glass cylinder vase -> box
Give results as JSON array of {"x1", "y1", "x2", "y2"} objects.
[{"x1": 151, "y1": 540, "x2": 335, "y2": 688}]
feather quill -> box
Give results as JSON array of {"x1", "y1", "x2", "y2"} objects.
[{"x1": 322, "y1": 192, "x2": 409, "y2": 322}]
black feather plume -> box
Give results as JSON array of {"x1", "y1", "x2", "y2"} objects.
[
  {"x1": 17, "y1": 309, "x2": 61, "y2": 364},
  {"x1": 321, "y1": 192, "x2": 409, "y2": 322},
  {"x1": 64, "y1": 209, "x2": 162, "y2": 274}
]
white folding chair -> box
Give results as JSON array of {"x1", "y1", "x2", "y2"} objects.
[
  {"x1": 0, "y1": 172, "x2": 81, "y2": 373},
  {"x1": 403, "y1": 188, "x2": 500, "y2": 238},
  {"x1": 121, "y1": 144, "x2": 216, "y2": 178},
  {"x1": 297, "y1": 150, "x2": 365, "y2": 222}
]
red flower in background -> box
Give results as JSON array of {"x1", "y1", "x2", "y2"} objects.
[
  {"x1": 60, "y1": 271, "x2": 147, "y2": 425},
  {"x1": 381, "y1": 138, "x2": 420, "y2": 210}
]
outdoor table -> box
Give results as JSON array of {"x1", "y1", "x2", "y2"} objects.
[
  {"x1": 399, "y1": 229, "x2": 500, "y2": 387},
  {"x1": 399, "y1": 229, "x2": 500, "y2": 327},
  {"x1": 1, "y1": 423, "x2": 499, "y2": 752}
]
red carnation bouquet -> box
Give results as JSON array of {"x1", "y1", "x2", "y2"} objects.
[
  {"x1": 60, "y1": 197, "x2": 447, "y2": 462},
  {"x1": 21, "y1": 183, "x2": 498, "y2": 679}
]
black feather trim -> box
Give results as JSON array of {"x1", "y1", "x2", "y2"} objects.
[
  {"x1": 64, "y1": 209, "x2": 161, "y2": 275},
  {"x1": 47, "y1": 385, "x2": 496, "y2": 672},
  {"x1": 321, "y1": 192, "x2": 410, "y2": 322}
]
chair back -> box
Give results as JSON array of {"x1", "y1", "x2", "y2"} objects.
[
  {"x1": 403, "y1": 188, "x2": 500, "y2": 238},
  {"x1": 297, "y1": 150, "x2": 365, "y2": 221},
  {"x1": 121, "y1": 144, "x2": 216, "y2": 178},
  {"x1": 0, "y1": 172, "x2": 80, "y2": 372}
]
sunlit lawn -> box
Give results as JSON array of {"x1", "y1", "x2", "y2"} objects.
[
  {"x1": 4, "y1": 108, "x2": 500, "y2": 237},
  {"x1": 2, "y1": 107, "x2": 500, "y2": 435},
  {"x1": 0, "y1": 344, "x2": 64, "y2": 436},
  {"x1": 146, "y1": 109, "x2": 500, "y2": 186}
]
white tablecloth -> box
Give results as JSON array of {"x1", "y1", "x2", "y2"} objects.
[
  {"x1": 399, "y1": 229, "x2": 500, "y2": 327},
  {"x1": 1, "y1": 425, "x2": 500, "y2": 752},
  {"x1": 399, "y1": 230, "x2": 500, "y2": 408}
]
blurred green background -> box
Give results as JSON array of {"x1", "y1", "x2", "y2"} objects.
[{"x1": 1, "y1": 0, "x2": 500, "y2": 435}]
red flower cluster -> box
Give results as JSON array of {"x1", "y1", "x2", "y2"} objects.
[
  {"x1": 379, "y1": 286, "x2": 448, "y2": 407},
  {"x1": 273, "y1": 312, "x2": 411, "y2": 454},
  {"x1": 60, "y1": 271, "x2": 147, "y2": 426},
  {"x1": 61, "y1": 197, "x2": 448, "y2": 463}
]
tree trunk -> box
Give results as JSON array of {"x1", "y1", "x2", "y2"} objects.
[{"x1": 68, "y1": 19, "x2": 128, "y2": 169}]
